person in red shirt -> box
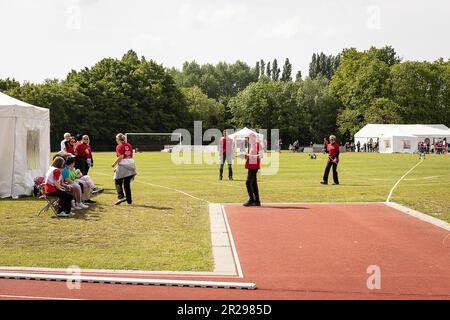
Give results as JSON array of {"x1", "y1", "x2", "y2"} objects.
[
  {"x1": 321, "y1": 135, "x2": 340, "y2": 185},
  {"x1": 65, "y1": 136, "x2": 76, "y2": 155},
  {"x1": 243, "y1": 133, "x2": 262, "y2": 207},
  {"x1": 44, "y1": 156, "x2": 74, "y2": 217},
  {"x1": 219, "y1": 130, "x2": 234, "y2": 180},
  {"x1": 74, "y1": 134, "x2": 88, "y2": 175},
  {"x1": 112, "y1": 133, "x2": 135, "y2": 205},
  {"x1": 83, "y1": 135, "x2": 94, "y2": 175}
]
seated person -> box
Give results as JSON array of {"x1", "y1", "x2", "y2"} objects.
[
  {"x1": 62, "y1": 157, "x2": 96, "y2": 206},
  {"x1": 44, "y1": 157, "x2": 75, "y2": 217}
]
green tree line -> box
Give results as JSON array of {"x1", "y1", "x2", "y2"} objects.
[{"x1": 1, "y1": 46, "x2": 449, "y2": 150}]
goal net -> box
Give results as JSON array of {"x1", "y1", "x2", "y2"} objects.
[{"x1": 125, "y1": 133, "x2": 182, "y2": 152}]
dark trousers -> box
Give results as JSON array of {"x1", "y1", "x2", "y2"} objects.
[
  {"x1": 46, "y1": 190, "x2": 73, "y2": 213},
  {"x1": 75, "y1": 157, "x2": 88, "y2": 176},
  {"x1": 246, "y1": 169, "x2": 260, "y2": 202},
  {"x1": 115, "y1": 176, "x2": 133, "y2": 204},
  {"x1": 323, "y1": 162, "x2": 339, "y2": 184},
  {"x1": 219, "y1": 152, "x2": 233, "y2": 178}
]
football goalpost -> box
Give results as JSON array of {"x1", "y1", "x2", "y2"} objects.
[{"x1": 125, "y1": 133, "x2": 182, "y2": 152}]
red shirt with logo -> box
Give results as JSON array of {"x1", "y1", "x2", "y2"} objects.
[
  {"x1": 327, "y1": 143, "x2": 340, "y2": 163},
  {"x1": 245, "y1": 142, "x2": 261, "y2": 170},
  {"x1": 116, "y1": 143, "x2": 133, "y2": 159}
]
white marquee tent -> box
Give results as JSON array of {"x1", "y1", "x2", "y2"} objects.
[
  {"x1": 355, "y1": 124, "x2": 450, "y2": 153},
  {"x1": 228, "y1": 127, "x2": 264, "y2": 153},
  {"x1": 0, "y1": 92, "x2": 50, "y2": 198}
]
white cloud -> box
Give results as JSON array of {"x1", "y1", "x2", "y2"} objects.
[
  {"x1": 131, "y1": 34, "x2": 165, "y2": 53},
  {"x1": 253, "y1": 17, "x2": 314, "y2": 40},
  {"x1": 178, "y1": 3, "x2": 247, "y2": 30}
]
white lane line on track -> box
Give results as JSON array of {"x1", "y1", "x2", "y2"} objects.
[
  {"x1": 0, "y1": 294, "x2": 83, "y2": 300},
  {"x1": 221, "y1": 205, "x2": 244, "y2": 278},
  {"x1": 95, "y1": 171, "x2": 210, "y2": 203},
  {"x1": 386, "y1": 159, "x2": 423, "y2": 203}
]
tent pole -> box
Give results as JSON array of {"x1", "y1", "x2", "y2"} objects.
[{"x1": 10, "y1": 117, "x2": 17, "y2": 198}]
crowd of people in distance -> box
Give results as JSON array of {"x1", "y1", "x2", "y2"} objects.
[
  {"x1": 418, "y1": 139, "x2": 448, "y2": 154},
  {"x1": 41, "y1": 132, "x2": 102, "y2": 217},
  {"x1": 351, "y1": 140, "x2": 378, "y2": 153}
]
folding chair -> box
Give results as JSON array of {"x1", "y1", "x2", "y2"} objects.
[
  {"x1": 34, "y1": 177, "x2": 60, "y2": 216},
  {"x1": 37, "y1": 195, "x2": 59, "y2": 216}
]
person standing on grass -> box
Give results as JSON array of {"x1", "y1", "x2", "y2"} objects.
[
  {"x1": 112, "y1": 133, "x2": 136, "y2": 205},
  {"x1": 60, "y1": 132, "x2": 71, "y2": 152},
  {"x1": 84, "y1": 135, "x2": 94, "y2": 175},
  {"x1": 243, "y1": 133, "x2": 262, "y2": 207},
  {"x1": 321, "y1": 135, "x2": 340, "y2": 185},
  {"x1": 75, "y1": 135, "x2": 90, "y2": 176},
  {"x1": 219, "y1": 129, "x2": 234, "y2": 180}
]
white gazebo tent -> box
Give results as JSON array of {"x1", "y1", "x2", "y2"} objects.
[
  {"x1": 228, "y1": 127, "x2": 264, "y2": 153},
  {"x1": 0, "y1": 92, "x2": 50, "y2": 198},
  {"x1": 355, "y1": 124, "x2": 450, "y2": 153}
]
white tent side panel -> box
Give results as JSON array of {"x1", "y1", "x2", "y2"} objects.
[
  {"x1": 11, "y1": 117, "x2": 51, "y2": 198},
  {"x1": 0, "y1": 117, "x2": 15, "y2": 197},
  {"x1": 392, "y1": 135, "x2": 419, "y2": 154},
  {"x1": 0, "y1": 93, "x2": 50, "y2": 198}
]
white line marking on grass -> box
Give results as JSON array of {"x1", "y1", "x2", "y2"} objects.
[
  {"x1": 221, "y1": 205, "x2": 244, "y2": 278},
  {"x1": 136, "y1": 180, "x2": 210, "y2": 204},
  {"x1": 386, "y1": 160, "x2": 423, "y2": 203},
  {"x1": 0, "y1": 294, "x2": 83, "y2": 300},
  {"x1": 0, "y1": 273, "x2": 256, "y2": 290},
  {"x1": 95, "y1": 171, "x2": 210, "y2": 203}
]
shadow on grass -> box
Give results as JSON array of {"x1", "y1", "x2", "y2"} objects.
[
  {"x1": 130, "y1": 204, "x2": 173, "y2": 211},
  {"x1": 49, "y1": 204, "x2": 105, "y2": 221}
]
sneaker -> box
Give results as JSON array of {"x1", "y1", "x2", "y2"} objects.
[
  {"x1": 254, "y1": 201, "x2": 261, "y2": 206},
  {"x1": 92, "y1": 187, "x2": 104, "y2": 194},
  {"x1": 78, "y1": 203, "x2": 89, "y2": 209},
  {"x1": 219, "y1": 176, "x2": 223, "y2": 181},
  {"x1": 320, "y1": 181, "x2": 328, "y2": 185},
  {"x1": 333, "y1": 182, "x2": 340, "y2": 185},
  {"x1": 71, "y1": 204, "x2": 80, "y2": 210},
  {"x1": 84, "y1": 199, "x2": 96, "y2": 204},
  {"x1": 243, "y1": 200, "x2": 255, "y2": 207},
  {"x1": 228, "y1": 177, "x2": 233, "y2": 181},
  {"x1": 56, "y1": 211, "x2": 71, "y2": 217},
  {"x1": 115, "y1": 197, "x2": 127, "y2": 205}
]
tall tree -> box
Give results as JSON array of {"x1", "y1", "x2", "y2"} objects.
[
  {"x1": 255, "y1": 61, "x2": 260, "y2": 79},
  {"x1": 281, "y1": 58, "x2": 292, "y2": 82},
  {"x1": 260, "y1": 59, "x2": 265, "y2": 78},
  {"x1": 266, "y1": 61, "x2": 272, "y2": 79},
  {"x1": 272, "y1": 59, "x2": 280, "y2": 81}
]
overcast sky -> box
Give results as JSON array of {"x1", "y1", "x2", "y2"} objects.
[{"x1": 1, "y1": 0, "x2": 449, "y2": 83}]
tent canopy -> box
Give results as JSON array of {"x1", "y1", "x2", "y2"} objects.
[
  {"x1": 228, "y1": 127, "x2": 264, "y2": 141},
  {"x1": 0, "y1": 92, "x2": 50, "y2": 198},
  {"x1": 355, "y1": 124, "x2": 450, "y2": 139}
]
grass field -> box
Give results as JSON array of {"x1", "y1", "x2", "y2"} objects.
[{"x1": 0, "y1": 152, "x2": 449, "y2": 271}]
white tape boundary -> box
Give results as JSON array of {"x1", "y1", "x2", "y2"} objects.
[
  {"x1": 0, "y1": 273, "x2": 256, "y2": 290},
  {"x1": 385, "y1": 201, "x2": 450, "y2": 232},
  {"x1": 221, "y1": 205, "x2": 244, "y2": 278}
]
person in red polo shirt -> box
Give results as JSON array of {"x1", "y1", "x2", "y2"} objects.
[
  {"x1": 112, "y1": 133, "x2": 136, "y2": 205},
  {"x1": 321, "y1": 135, "x2": 340, "y2": 185},
  {"x1": 219, "y1": 129, "x2": 234, "y2": 180},
  {"x1": 74, "y1": 134, "x2": 90, "y2": 176},
  {"x1": 243, "y1": 133, "x2": 262, "y2": 207}
]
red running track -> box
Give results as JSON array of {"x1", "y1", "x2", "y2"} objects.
[{"x1": 1, "y1": 203, "x2": 449, "y2": 300}]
